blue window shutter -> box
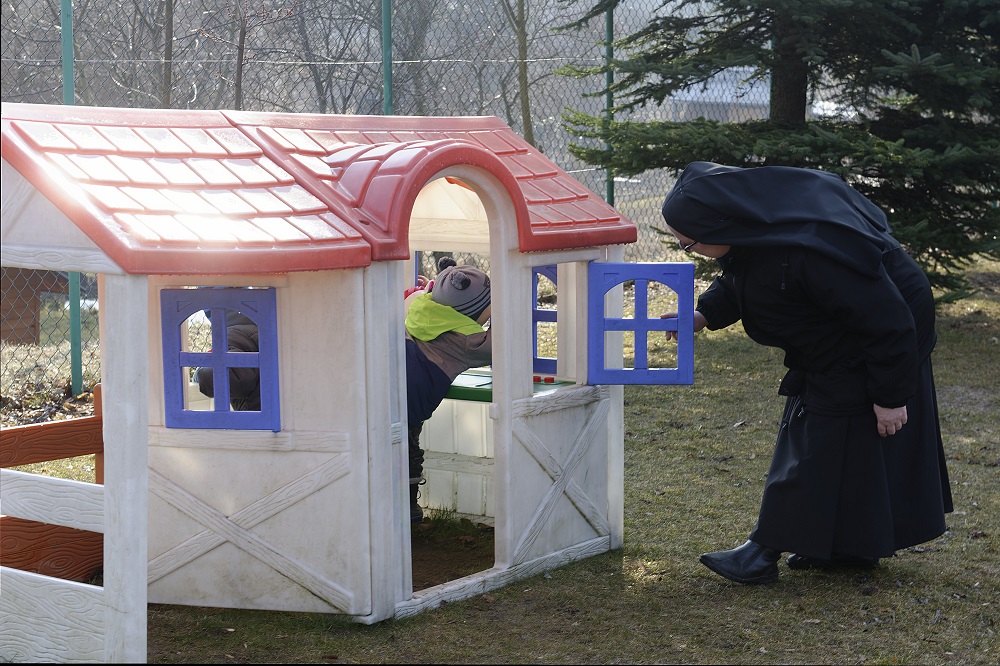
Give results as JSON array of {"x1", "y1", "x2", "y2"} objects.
[
  {"x1": 160, "y1": 287, "x2": 280, "y2": 431},
  {"x1": 587, "y1": 262, "x2": 695, "y2": 385}
]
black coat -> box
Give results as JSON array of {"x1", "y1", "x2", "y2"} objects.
[{"x1": 698, "y1": 245, "x2": 952, "y2": 558}]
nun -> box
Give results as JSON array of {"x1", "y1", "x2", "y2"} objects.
[{"x1": 660, "y1": 162, "x2": 952, "y2": 583}]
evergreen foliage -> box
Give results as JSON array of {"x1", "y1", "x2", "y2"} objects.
[{"x1": 562, "y1": 0, "x2": 1000, "y2": 293}]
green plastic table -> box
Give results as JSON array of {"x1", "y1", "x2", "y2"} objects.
[{"x1": 444, "y1": 368, "x2": 575, "y2": 402}]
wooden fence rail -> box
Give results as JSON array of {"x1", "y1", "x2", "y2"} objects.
[{"x1": 1, "y1": 385, "x2": 104, "y2": 582}]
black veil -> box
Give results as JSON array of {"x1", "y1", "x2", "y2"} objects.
[{"x1": 661, "y1": 162, "x2": 900, "y2": 276}]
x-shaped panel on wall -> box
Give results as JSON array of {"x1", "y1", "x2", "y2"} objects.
[
  {"x1": 147, "y1": 454, "x2": 354, "y2": 612},
  {"x1": 509, "y1": 387, "x2": 611, "y2": 565}
]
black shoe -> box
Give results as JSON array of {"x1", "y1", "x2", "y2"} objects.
[
  {"x1": 409, "y1": 480, "x2": 424, "y2": 523},
  {"x1": 786, "y1": 553, "x2": 879, "y2": 570},
  {"x1": 700, "y1": 540, "x2": 781, "y2": 584}
]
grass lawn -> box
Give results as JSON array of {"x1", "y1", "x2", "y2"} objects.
[
  {"x1": 142, "y1": 258, "x2": 998, "y2": 664},
  {"x1": 5, "y1": 259, "x2": 997, "y2": 664}
]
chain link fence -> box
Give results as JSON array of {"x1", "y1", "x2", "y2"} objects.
[
  {"x1": 1, "y1": 0, "x2": 770, "y2": 402},
  {"x1": 0, "y1": 269, "x2": 101, "y2": 413}
]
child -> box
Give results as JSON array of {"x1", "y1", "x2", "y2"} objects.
[
  {"x1": 195, "y1": 309, "x2": 260, "y2": 411},
  {"x1": 405, "y1": 259, "x2": 492, "y2": 522},
  {"x1": 403, "y1": 256, "x2": 456, "y2": 307}
]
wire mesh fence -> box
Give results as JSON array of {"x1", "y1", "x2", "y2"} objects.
[
  {"x1": 1, "y1": 0, "x2": 770, "y2": 403},
  {"x1": 0, "y1": 269, "x2": 101, "y2": 412}
]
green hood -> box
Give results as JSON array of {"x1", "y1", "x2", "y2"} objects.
[{"x1": 405, "y1": 293, "x2": 485, "y2": 341}]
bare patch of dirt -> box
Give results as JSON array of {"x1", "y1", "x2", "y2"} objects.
[
  {"x1": 967, "y1": 264, "x2": 1000, "y2": 294},
  {"x1": 935, "y1": 385, "x2": 997, "y2": 415},
  {"x1": 0, "y1": 382, "x2": 94, "y2": 427},
  {"x1": 409, "y1": 517, "x2": 496, "y2": 590}
]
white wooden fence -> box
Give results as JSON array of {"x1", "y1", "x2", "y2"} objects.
[{"x1": 0, "y1": 273, "x2": 149, "y2": 663}]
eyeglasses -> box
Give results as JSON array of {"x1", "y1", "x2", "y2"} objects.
[{"x1": 679, "y1": 239, "x2": 698, "y2": 252}]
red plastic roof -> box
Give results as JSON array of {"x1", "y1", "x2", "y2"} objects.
[{"x1": 1, "y1": 103, "x2": 636, "y2": 275}]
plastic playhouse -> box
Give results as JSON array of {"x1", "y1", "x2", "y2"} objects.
[{"x1": 0, "y1": 102, "x2": 693, "y2": 662}]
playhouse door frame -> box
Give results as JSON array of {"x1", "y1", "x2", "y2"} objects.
[{"x1": 392, "y1": 167, "x2": 625, "y2": 616}]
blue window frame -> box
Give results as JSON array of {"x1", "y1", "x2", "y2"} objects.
[
  {"x1": 587, "y1": 262, "x2": 695, "y2": 385},
  {"x1": 160, "y1": 287, "x2": 280, "y2": 431},
  {"x1": 532, "y1": 265, "x2": 558, "y2": 374}
]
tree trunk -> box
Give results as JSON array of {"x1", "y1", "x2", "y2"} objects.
[
  {"x1": 160, "y1": 0, "x2": 174, "y2": 108},
  {"x1": 503, "y1": 0, "x2": 535, "y2": 147},
  {"x1": 769, "y1": 17, "x2": 808, "y2": 124},
  {"x1": 516, "y1": 2, "x2": 535, "y2": 146},
  {"x1": 235, "y1": 24, "x2": 246, "y2": 111}
]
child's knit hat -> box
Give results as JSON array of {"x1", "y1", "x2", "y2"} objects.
[{"x1": 431, "y1": 265, "x2": 491, "y2": 320}]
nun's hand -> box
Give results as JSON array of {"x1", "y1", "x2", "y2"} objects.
[
  {"x1": 660, "y1": 311, "x2": 708, "y2": 341},
  {"x1": 874, "y1": 404, "x2": 908, "y2": 437}
]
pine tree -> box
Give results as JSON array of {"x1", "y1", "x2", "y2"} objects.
[{"x1": 563, "y1": 0, "x2": 999, "y2": 293}]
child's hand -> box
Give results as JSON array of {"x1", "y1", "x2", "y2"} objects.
[{"x1": 416, "y1": 275, "x2": 429, "y2": 289}]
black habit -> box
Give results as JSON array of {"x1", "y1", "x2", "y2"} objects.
[{"x1": 663, "y1": 162, "x2": 953, "y2": 559}]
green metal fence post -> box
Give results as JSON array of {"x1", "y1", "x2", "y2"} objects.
[
  {"x1": 382, "y1": 0, "x2": 393, "y2": 115},
  {"x1": 61, "y1": 0, "x2": 73, "y2": 105},
  {"x1": 62, "y1": 0, "x2": 83, "y2": 394},
  {"x1": 69, "y1": 273, "x2": 82, "y2": 393},
  {"x1": 605, "y1": 8, "x2": 614, "y2": 207}
]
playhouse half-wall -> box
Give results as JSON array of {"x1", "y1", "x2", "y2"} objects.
[{"x1": 145, "y1": 269, "x2": 391, "y2": 616}]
